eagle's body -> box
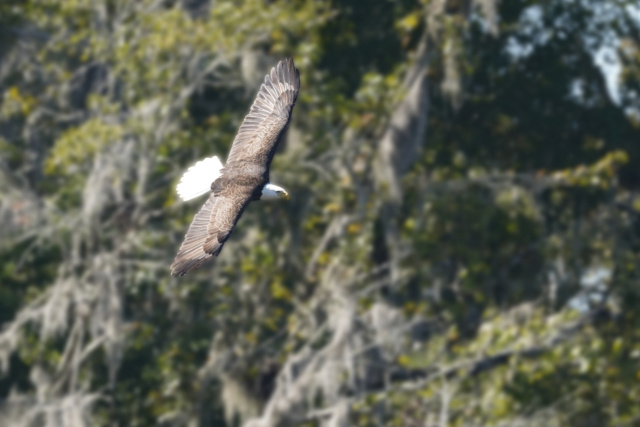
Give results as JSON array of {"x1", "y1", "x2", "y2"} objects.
[{"x1": 171, "y1": 58, "x2": 299, "y2": 276}]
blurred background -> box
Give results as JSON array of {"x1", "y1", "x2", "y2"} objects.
[{"x1": 0, "y1": 0, "x2": 639, "y2": 426}]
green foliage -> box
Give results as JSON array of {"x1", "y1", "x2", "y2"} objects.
[{"x1": 1, "y1": 0, "x2": 640, "y2": 426}]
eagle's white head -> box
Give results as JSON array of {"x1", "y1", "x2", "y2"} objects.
[{"x1": 262, "y1": 183, "x2": 289, "y2": 200}]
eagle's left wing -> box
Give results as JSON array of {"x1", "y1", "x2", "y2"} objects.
[{"x1": 224, "y1": 58, "x2": 299, "y2": 171}]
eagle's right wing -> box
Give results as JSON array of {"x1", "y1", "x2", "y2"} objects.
[
  {"x1": 202, "y1": 190, "x2": 252, "y2": 255},
  {"x1": 170, "y1": 194, "x2": 216, "y2": 276},
  {"x1": 170, "y1": 191, "x2": 253, "y2": 277}
]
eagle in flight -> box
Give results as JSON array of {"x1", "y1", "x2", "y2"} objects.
[{"x1": 171, "y1": 58, "x2": 299, "y2": 276}]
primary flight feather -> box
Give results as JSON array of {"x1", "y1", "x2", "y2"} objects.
[{"x1": 171, "y1": 58, "x2": 299, "y2": 277}]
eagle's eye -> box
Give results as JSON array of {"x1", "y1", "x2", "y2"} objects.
[{"x1": 278, "y1": 190, "x2": 290, "y2": 200}]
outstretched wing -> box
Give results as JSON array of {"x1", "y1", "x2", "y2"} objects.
[
  {"x1": 170, "y1": 194, "x2": 217, "y2": 276},
  {"x1": 224, "y1": 58, "x2": 300, "y2": 173},
  {"x1": 171, "y1": 190, "x2": 253, "y2": 276}
]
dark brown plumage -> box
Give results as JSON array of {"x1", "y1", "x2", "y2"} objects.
[{"x1": 171, "y1": 58, "x2": 300, "y2": 276}]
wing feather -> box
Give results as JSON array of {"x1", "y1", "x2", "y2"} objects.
[
  {"x1": 171, "y1": 194, "x2": 217, "y2": 276},
  {"x1": 225, "y1": 58, "x2": 300, "y2": 168},
  {"x1": 171, "y1": 191, "x2": 254, "y2": 276},
  {"x1": 203, "y1": 191, "x2": 253, "y2": 255}
]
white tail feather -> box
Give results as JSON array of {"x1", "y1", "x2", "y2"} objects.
[{"x1": 176, "y1": 156, "x2": 224, "y2": 201}]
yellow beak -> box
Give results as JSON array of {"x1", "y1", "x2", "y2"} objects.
[{"x1": 283, "y1": 192, "x2": 290, "y2": 201}]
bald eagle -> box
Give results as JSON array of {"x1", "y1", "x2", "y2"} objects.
[{"x1": 171, "y1": 58, "x2": 299, "y2": 276}]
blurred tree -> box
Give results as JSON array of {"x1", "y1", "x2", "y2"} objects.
[{"x1": 0, "y1": 0, "x2": 639, "y2": 426}]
